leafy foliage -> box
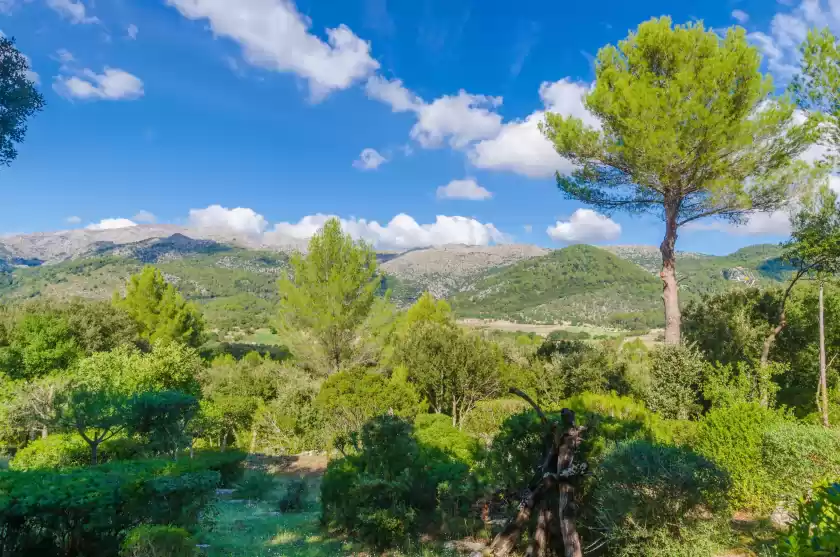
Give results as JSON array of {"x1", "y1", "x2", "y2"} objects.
[
  {"x1": 113, "y1": 266, "x2": 205, "y2": 348},
  {"x1": 120, "y1": 525, "x2": 197, "y2": 557},
  {"x1": 643, "y1": 344, "x2": 707, "y2": 419},
  {"x1": 0, "y1": 36, "x2": 45, "y2": 167},
  {"x1": 10, "y1": 433, "x2": 143, "y2": 470},
  {"x1": 761, "y1": 423, "x2": 840, "y2": 504},
  {"x1": 779, "y1": 482, "x2": 840, "y2": 557}
]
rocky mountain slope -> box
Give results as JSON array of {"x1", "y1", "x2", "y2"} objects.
[{"x1": 0, "y1": 228, "x2": 792, "y2": 332}]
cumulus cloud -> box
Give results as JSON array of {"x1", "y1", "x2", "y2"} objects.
[
  {"x1": 684, "y1": 211, "x2": 794, "y2": 237},
  {"x1": 86, "y1": 218, "x2": 137, "y2": 230},
  {"x1": 267, "y1": 213, "x2": 508, "y2": 250},
  {"x1": 54, "y1": 67, "x2": 144, "y2": 101},
  {"x1": 411, "y1": 91, "x2": 503, "y2": 149},
  {"x1": 166, "y1": 0, "x2": 378, "y2": 101},
  {"x1": 365, "y1": 76, "x2": 423, "y2": 112},
  {"x1": 47, "y1": 0, "x2": 99, "y2": 24},
  {"x1": 132, "y1": 210, "x2": 156, "y2": 223},
  {"x1": 353, "y1": 148, "x2": 387, "y2": 170},
  {"x1": 127, "y1": 24, "x2": 139, "y2": 40},
  {"x1": 436, "y1": 178, "x2": 492, "y2": 200},
  {"x1": 188, "y1": 205, "x2": 269, "y2": 236},
  {"x1": 66, "y1": 215, "x2": 81, "y2": 225},
  {"x1": 469, "y1": 79, "x2": 597, "y2": 178},
  {"x1": 731, "y1": 9, "x2": 750, "y2": 23},
  {"x1": 546, "y1": 209, "x2": 621, "y2": 244}
]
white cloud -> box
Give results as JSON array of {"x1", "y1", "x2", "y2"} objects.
[
  {"x1": 353, "y1": 148, "x2": 387, "y2": 170},
  {"x1": 86, "y1": 218, "x2": 137, "y2": 230},
  {"x1": 21, "y1": 54, "x2": 39, "y2": 85},
  {"x1": 166, "y1": 0, "x2": 378, "y2": 101},
  {"x1": 523, "y1": 224, "x2": 533, "y2": 233},
  {"x1": 747, "y1": 0, "x2": 840, "y2": 81},
  {"x1": 469, "y1": 79, "x2": 597, "y2": 178},
  {"x1": 546, "y1": 209, "x2": 621, "y2": 244},
  {"x1": 685, "y1": 211, "x2": 793, "y2": 236},
  {"x1": 188, "y1": 205, "x2": 268, "y2": 236},
  {"x1": 732, "y1": 9, "x2": 750, "y2": 23},
  {"x1": 54, "y1": 67, "x2": 144, "y2": 101},
  {"x1": 127, "y1": 24, "x2": 139, "y2": 40},
  {"x1": 436, "y1": 178, "x2": 492, "y2": 200},
  {"x1": 47, "y1": 0, "x2": 99, "y2": 24},
  {"x1": 66, "y1": 215, "x2": 81, "y2": 225},
  {"x1": 411, "y1": 91, "x2": 503, "y2": 149},
  {"x1": 365, "y1": 76, "x2": 423, "y2": 112},
  {"x1": 132, "y1": 210, "x2": 156, "y2": 223},
  {"x1": 267, "y1": 213, "x2": 508, "y2": 250},
  {"x1": 56, "y1": 49, "x2": 75, "y2": 64}
]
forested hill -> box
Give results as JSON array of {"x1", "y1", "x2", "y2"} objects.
[{"x1": 0, "y1": 229, "x2": 790, "y2": 333}]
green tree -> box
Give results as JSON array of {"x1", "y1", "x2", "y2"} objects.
[
  {"x1": 541, "y1": 17, "x2": 817, "y2": 344},
  {"x1": 277, "y1": 218, "x2": 387, "y2": 375},
  {"x1": 0, "y1": 36, "x2": 45, "y2": 168},
  {"x1": 131, "y1": 390, "x2": 199, "y2": 459},
  {"x1": 113, "y1": 266, "x2": 205, "y2": 348},
  {"x1": 781, "y1": 188, "x2": 840, "y2": 426},
  {"x1": 0, "y1": 313, "x2": 81, "y2": 380},
  {"x1": 395, "y1": 321, "x2": 503, "y2": 427}
]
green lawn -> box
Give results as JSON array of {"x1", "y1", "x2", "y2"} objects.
[{"x1": 241, "y1": 328, "x2": 284, "y2": 346}]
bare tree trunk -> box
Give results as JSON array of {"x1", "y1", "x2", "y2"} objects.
[
  {"x1": 525, "y1": 502, "x2": 550, "y2": 557},
  {"x1": 820, "y1": 281, "x2": 830, "y2": 427},
  {"x1": 221, "y1": 432, "x2": 228, "y2": 452},
  {"x1": 91, "y1": 442, "x2": 98, "y2": 466},
  {"x1": 762, "y1": 269, "x2": 808, "y2": 368},
  {"x1": 660, "y1": 205, "x2": 681, "y2": 345},
  {"x1": 250, "y1": 427, "x2": 258, "y2": 453},
  {"x1": 41, "y1": 427, "x2": 48, "y2": 439},
  {"x1": 452, "y1": 396, "x2": 458, "y2": 428}
]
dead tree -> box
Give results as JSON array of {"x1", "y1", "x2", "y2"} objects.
[{"x1": 490, "y1": 388, "x2": 586, "y2": 557}]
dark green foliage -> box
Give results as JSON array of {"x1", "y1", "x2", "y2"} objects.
[
  {"x1": 233, "y1": 470, "x2": 277, "y2": 500},
  {"x1": 643, "y1": 344, "x2": 706, "y2": 419},
  {"x1": 10, "y1": 433, "x2": 144, "y2": 470},
  {"x1": 693, "y1": 403, "x2": 785, "y2": 511},
  {"x1": 0, "y1": 456, "x2": 222, "y2": 556},
  {"x1": 120, "y1": 525, "x2": 197, "y2": 557},
  {"x1": 186, "y1": 449, "x2": 246, "y2": 487},
  {"x1": 761, "y1": 423, "x2": 840, "y2": 504},
  {"x1": 589, "y1": 441, "x2": 730, "y2": 557},
  {"x1": 779, "y1": 482, "x2": 840, "y2": 557},
  {"x1": 131, "y1": 391, "x2": 198, "y2": 458},
  {"x1": 0, "y1": 36, "x2": 45, "y2": 167},
  {"x1": 321, "y1": 415, "x2": 475, "y2": 550},
  {"x1": 277, "y1": 477, "x2": 309, "y2": 512}
]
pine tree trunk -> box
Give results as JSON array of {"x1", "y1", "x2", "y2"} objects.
[
  {"x1": 660, "y1": 206, "x2": 681, "y2": 345},
  {"x1": 820, "y1": 281, "x2": 829, "y2": 427},
  {"x1": 91, "y1": 442, "x2": 98, "y2": 466}
]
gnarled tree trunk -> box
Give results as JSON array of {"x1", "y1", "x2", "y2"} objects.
[{"x1": 661, "y1": 204, "x2": 681, "y2": 345}]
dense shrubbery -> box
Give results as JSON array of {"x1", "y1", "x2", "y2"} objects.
[
  {"x1": 120, "y1": 525, "x2": 197, "y2": 557},
  {"x1": 11, "y1": 433, "x2": 144, "y2": 470},
  {"x1": 589, "y1": 441, "x2": 730, "y2": 556},
  {"x1": 0, "y1": 453, "x2": 234, "y2": 556},
  {"x1": 761, "y1": 423, "x2": 840, "y2": 503},
  {"x1": 321, "y1": 415, "x2": 476, "y2": 549}
]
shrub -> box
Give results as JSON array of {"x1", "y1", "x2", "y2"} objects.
[
  {"x1": 643, "y1": 344, "x2": 706, "y2": 419},
  {"x1": 11, "y1": 433, "x2": 146, "y2": 470},
  {"x1": 761, "y1": 423, "x2": 840, "y2": 504},
  {"x1": 121, "y1": 525, "x2": 197, "y2": 557},
  {"x1": 692, "y1": 402, "x2": 785, "y2": 512},
  {"x1": 321, "y1": 415, "x2": 475, "y2": 550},
  {"x1": 414, "y1": 414, "x2": 481, "y2": 466},
  {"x1": 0, "y1": 457, "x2": 220, "y2": 556},
  {"x1": 186, "y1": 449, "x2": 246, "y2": 486},
  {"x1": 234, "y1": 470, "x2": 276, "y2": 501},
  {"x1": 778, "y1": 482, "x2": 840, "y2": 557},
  {"x1": 589, "y1": 440, "x2": 730, "y2": 557},
  {"x1": 277, "y1": 477, "x2": 309, "y2": 512},
  {"x1": 462, "y1": 398, "x2": 530, "y2": 443},
  {"x1": 703, "y1": 361, "x2": 782, "y2": 409}
]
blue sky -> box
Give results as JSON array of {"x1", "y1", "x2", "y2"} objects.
[{"x1": 0, "y1": 0, "x2": 833, "y2": 254}]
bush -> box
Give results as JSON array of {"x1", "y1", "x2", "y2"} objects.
[
  {"x1": 778, "y1": 482, "x2": 840, "y2": 557},
  {"x1": 461, "y1": 398, "x2": 530, "y2": 443},
  {"x1": 11, "y1": 433, "x2": 146, "y2": 470},
  {"x1": 589, "y1": 440, "x2": 730, "y2": 557},
  {"x1": 234, "y1": 470, "x2": 276, "y2": 501},
  {"x1": 121, "y1": 525, "x2": 197, "y2": 557},
  {"x1": 761, "y1": 423, "x2": 840, "y2": 504},
  {"x1": 186, "y1": 449, "x2": 246, "y2": 486},
  {"x1": 692, "y1": 402, "x2": 785, "y2": 512},
  {"x1": 414, "y1": 414, "x2": 481, "y2": 466},
  {"x1": 321, "y1": 415, "x2": 475, "y2": 550},
  {"x1": 643, "y1": 344, "x2": 705, "y2": 419},
  {"x1": 278, "y1": 477, "x2": 309, "y2": 512},
  {"x1": 0, "y1": 457, "x2": 220, "y2": 556}
]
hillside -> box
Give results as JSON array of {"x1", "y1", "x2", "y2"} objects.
[
  {"x1": 0, "y1": 227, "x2": 794, "y2": 332},
  {"x1": 450, "y1": 244, "x2": 664, "y2": 327}
]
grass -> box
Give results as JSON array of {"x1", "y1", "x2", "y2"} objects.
[{"x1": 242, "y1": 328, "x2": 284, "y2": 346}]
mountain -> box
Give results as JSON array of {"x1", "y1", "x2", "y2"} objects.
[
  {"x1": 0, "y1": 227, "x2": 793, "y2": 334},
  {"x1": 450, "y1": 244, "x2": 664, "y2": 327}
]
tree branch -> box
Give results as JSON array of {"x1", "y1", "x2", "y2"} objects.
[{"x1": 509, "y1": 388, "x2": 547, "y2": 424}]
